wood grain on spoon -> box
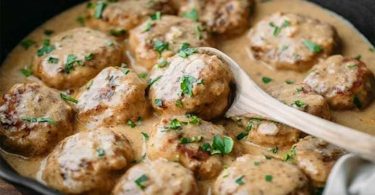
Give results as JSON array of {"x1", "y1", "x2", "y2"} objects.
[{"x1": 199, "y1": 47, "x2": 375, "y2": 163}]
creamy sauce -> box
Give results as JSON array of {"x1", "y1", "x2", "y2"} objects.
[{"x1": 0, "y1": 0, "x2": 374, "y2": 193}]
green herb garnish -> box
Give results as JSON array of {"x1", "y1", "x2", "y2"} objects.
[
  {"x1": 22, "y1": 117, "x2": 55, "y2": 125},
  {"x1": 20, "y1": 66, "x2": 33, "y2": 77},
  {"x1": 269, "y1": 20, "x2": 290, "y2": 36},
  {"x1": 95, "y1": 1, "x2": 107, "y2": 19},
  {"x1": 167, "y1": 118, "x2": 186, "y2": 130},
  {"x1": 180, "y1": 136, "x2": 203, "y2": 144},
  {"x1": 20, "y1": 39, "x2": 36, "y2": 49},
  {"x1": 127, "y1": 120, "x2": 136, "y2": 128},
  {"x1": 178, "y1": 42, "x2": 197, "y2": 58},
  {"x1": 235, "y1": 175, "x2": 245, "y2": 185},
  {"x1": 154, "y1": 99, "x2": 163, "y2": 107},
  {"x1": 76, "y1": 16, "x2": 85, "y2": 26},
  {"x1": 262, "y1": 76, "x2": 272, "y2": 84},
  {"x1": 64, "y1": 54, "x2": 81, "y2": 74},
  {"x1": 96, "y1": 148, "x2": 106, "y2": 157},
  {"x1": 37, "y1": 39, "x2": 55, "y2": 57},
  {"x1": 141, "y1": 132, "x2": 149, "y2": 141},
  {"x1": 47, "y1": 56, "x2": 59, "y2": 64},
  {"x1": 303, "y1": 40, "x2": 322, "y2": 53},
  {"x1": 269, "y1": 147, "x2": 278, "y2": 154},
  {"x1": 156, "y1": 59, "x2": 169, "y2": 68},
  {"x1": 183, "y1": 8, "x2": 199, "y2": 21},
  {"x1": 138, "y1": 72, "x2": 148, "y2": 79},
  {"x1": 150, "y1": 11, "x2": 161, "y2": 20},
  {"x1": 148, "y1": 76, "x2": 161, "y2": 86},
  {"x1": 180, "y1": 75, "x2": 197, "y2": 97},
  {"x1": 265, "y1": 175, "x2": 273, "y2": 182},
  {"x1": 291, "y1": 100, "x2": 306, "y2": 109},
  {"x1": 121, "y1": 67, "x2": 130, "y2": 75},
  {"x1": 153, "y1": 40, "x2": 169, "y2": 55},
  {"x1": 85, "y1": 53, "x2": 94, "y2": 61},
  {"x1": 60, "y1": 93, "x2": 78, "y2": 104},
  {"x1": 110, "y1": 29, "x2": 126, "y2": 36},
  {"x1": 200, "y1": 135, "x2": 234, "y2": 156},
  {"x1": 285, "y1": 80, "x2": 294, "y2": 84},
  {"x1": 186, "y1": 114, "x2": 201, "y2": 125},
  {"x1": 134, "y1": 174, "x2": 149, "y2": 190},
  {"x1": 175, "y1": 99, "x2": 183, "y2": 108},
  {"x1": 283, "y1": 146, "x2": 296, "y2": 161}
]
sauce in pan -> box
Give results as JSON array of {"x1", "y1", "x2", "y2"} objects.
[{"x1": 0, "y1": 0, "x2": 374, "y2": 194}]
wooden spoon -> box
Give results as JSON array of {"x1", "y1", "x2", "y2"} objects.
[{"x1": 199, "y1": 47, "x2": 375, "y2": 163}]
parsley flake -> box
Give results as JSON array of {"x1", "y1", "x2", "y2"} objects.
[
  {"x1": 47, "y1": 56, "x2": 59, "y2": 64},
  {"x1": 153, "y1": 40, "x2": 169, "y2": 55},
  {"x1": 150, "y1": 11, "x2": 161, "y2": 20},
  {"x1": 269, "y1": 20, "x2": 290, "y2": 36},
  {"x1": 183, "y1": 8, "x2": 199, "y2": 21},
  {"x1": 127, "y1": 120, "x2": 136, "y2": 128},
  {"x1": 20, "y1": 39, "x2": 36, "y2": 49},
  {"x1": 262, "y1": 77, "x2": 272, "y2": 84},
  {"x1": 22, "y1": 117, "x2": 55, "y2": 125},
  {"x1": 180, "y1": 75, "x2": 197, "y2": 97},
  {"x1": 201, "y1": 135, "x2": 234, "y2": 156},
  {"x1": 110, "y1": 29, "x2": 126, "y2": 37},
  {"x1": 265, "y1": 175, "x2": 273, "y2": 182},
  {"x1": 20, "y1": 66, "x2": 33, "y2": 77},
  {"x1": 135, "y1": 174, "x2": 149, "y2": 190},
  {"x1": 180, "y1": 136, "x2": 203, "y2": 144},
  {"x1": 235, "y1": 175, "x2": 245, "y2": 185},
  {"x1": 37, "y1": 39, "x2": 55, "y2": 57},
  {"x1": 178, "y1": 43, "x2": 197, "y2": 58},
  {"x1": 303, "y1": 40, "x2": 322, "y2": 53},
  {"x1": 154, "y1": 99, "x2": 163, "y2": 107},
  {"x1": 60, "y1": 93, "x2": 78, "y2": 104},
  {"x1": 141, "y1": 132, "x2": 149, "y2": 141},
  {"x1": 95, "y1": 1, "x2": 107, "y2": 19},
  {"x1": 96, "y1": 148, "x2": 106, "y2": 157}
]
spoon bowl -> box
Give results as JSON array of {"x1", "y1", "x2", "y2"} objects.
[{"x1": 199, "y1": 47, "x2": 375, "y2": 163}]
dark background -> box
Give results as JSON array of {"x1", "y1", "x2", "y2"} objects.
[{"x1": 1, "y1": 0, "x2": 375, "y2": 63}]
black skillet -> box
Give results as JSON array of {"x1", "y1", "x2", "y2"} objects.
[{"x1": 0, "y1": 0, "x2": 374, "y2": 194}]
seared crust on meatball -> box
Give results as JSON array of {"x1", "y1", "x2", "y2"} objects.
[
  {"x1": 294, "y1": 136, "x2": 345, "y2": 186},
  {"x1": 76, "y1": 67, "x2": 150, "y2": 129},
  {"x1": 0, "y1": 83, "x2": 74, "y2": 156},
  {"x1": 248, "y1": 12, "x2": 338, "y2": 71},
  {"x1": 33, "y1": 27, "x2": 122, "y2": 89},
  {"x1": 232, "y1": 116, "x2": 300, "y2": 147},
  {"x1": 270, "y1": 83, "x2": 331, "y2": 119},
  {"x1": 179, "y1": 0, "x2": 253, "y2": 35},
  {"x1": 304, "y1": 55, "x2": 375, "y2": 110},
  {"x1": 43, "y1": 129, "x2": 134, "y2": 194},
  {"x1": 129, "y1": 15, "x2": 211, "y2": 69},
  {"x1": 148, "y1": 115, "x2": 231, "y2": 179},
  {"x1": 149, "y1": 53, "x2": 233, "y2": 120},
  {"x1": 113, "y1": 159, "x2": 198, "y2": 195},
  {"x1": 85, "y1": 0, "x2": 174, "y2": 36},
  {"x1": 214, "y1": 155, "x2": 310, "y2": 195}
]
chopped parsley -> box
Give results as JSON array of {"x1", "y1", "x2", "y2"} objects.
[
  {"x1": 154, "y1": 99, "x2": 163, "y2": 107},
  {"x1": 121, "y1": 67, "x2": 130, "y2": 75},
  {"x1": 254, "y1": 161, "x2": 261, "y2": 166},
  {"x1": 95, "y1": 1, "x2": 107, "y2": 19},
  {"x1": 236, "y1": 119, "x2": 255, "y2": 140},
  {"x1": 20, "y1": 39, "x2": 36, "y2": 49},
  {"x1": 175, "y1": 99, "x2": 183, "y2": 108},
  {"x1": 291, "y1": 100, "x2": 306, "y2": 109},
  {"x1": 180, "y1": 135, "x2": 203, "y2": 144},
  {"x1": 64, "y1": 54, "x2": 82, "y2": 74},
  {"x1": 178, "y1": 43, "x2": 197, "y2": 58},
  {"x1": 138, "y1": 72, "x2": 148, "y2": 79},
  {"x1": 180, "y1": 75, "x2": 197, "y2": 97},
  {"x1": 183, "y1": 8, "x2": 199, "y2": 21},
  {"x1": 353, "y1": 95, "x2": 362, "y2": 109},
  {"x1": 285, "y1": 79, "x2": 294, "y2": 84},
  {"x1": 22, "y1": 117, "x2": 55, "y2": 125},
  {"x1": 44, "y1": 29, "x2": 54, "y2": 36},
  {"x1": 76, "y1": 16, "x2": 85, "y2": 26},
  {"x1": 148, "y1": 76, "x2": 161, "y2": 86},
  {"x1": 127, "y1": 120, "x2": 136, "y2": 128},
  {"x1": 150, "y1": 11, "x2": 161, "y2": 20},
  {"x1": 354, "y1": 55, "x2": 362, "y2": 60},
  {"x1": 96, "y1": 148, "x2": 106, "y2": 157},
  {"x1": 347, "y1": 64, "x2": 358, "y2": 69},
  {"x1": 265, "y1": 175, "x2": 273, "y2": 182},
  {"x1": 109, "y1": 29, "x2": 126, "y2": 36},
  {"x1": 60, "y1": 93, "x2": 78, "y2": 104},
  {"x1": 269, "y1": 146, "x2": 278, "y2": 154},
  {"x1": 303, "y1": 40, "x2": 322, "y2": 53},
  {"x1": 143, "y1": 21, "x2": 153, "y2": 32},
  {"x1": 235, "y1": 175, "x2": 245, "y2": 185},
  {"x1": 167, "y1": 118, "x2": 186, "y2": 130},
  {"x1": 156, "y1": 59, "x2": 169, "y2": 68},
  {"x1": 153, "y1": 40, "x2": 169, "y2": 55},
  {"x1": 196, "y1": 25, "x2": 203, "y2": 40},
  {"x1": 200, "y1": 135, "x2": 234, "y2": 156},
  {"x1": 47, "y1": 56, "x2": 59, "y2": 64},
  {"x1": 85, "y1": 53, "x2": 94, "y2": 61},
  {"x1": 141, "y1": 132, "x2": 149, "y2": 141},
  {"x1": 37, "y1": 39, "x2": 55, "y2": 57},
  {"x1": 269, "y1": 20, "x2": 290, "y2": 36},
  {"x1": 134, "y1": 174, "x2": 149, "y2": 190},
  {"x1": 262, "y1": 76, "x2": 272, "y2": 84},
  {"x1": 20, "y1": 66, "x2": 33, "y2": 77},
  {"x1": 283, "y1": 146, "x2": 296, "y2": 161},
  {"x1": 186, "y1": 114, "x2": 201, "y2": 125}
]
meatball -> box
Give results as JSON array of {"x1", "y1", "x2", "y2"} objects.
[
  {"x1": 149, "y1": 52, "x2": 233, "y2": 120},
  {"x1": 214, "y1": 155, "x2": 309, "y2": 195},
  {"x1": 248, "y1": 12, "x2": 338, "y2": 71},
  {"x1": 129, "y1": 15, "x2": 211, "y2": 69},
  {"x1": 43, "y1": 129, "x2": 134, "y2": 194},
  {"x1": 178, "y1": 0, "x2": 254, "y2": 35},
  {"x1": 270, "y1": 83, "x2": 331, "y2": 119},
  {"x1": 294, "y1": 136, "x2": 345, "y2": 186},
  {"x1": 232, "y1": 116, "x2": 300, "y2": 147},
  {"x1": 76, "y1": 67, "x2": 150, "y2": 129},
  {"x1": 148, "y1": 115, "x2": 233, "y2": 179},
  {"x1": 113, "y1": 159, "x2": 198, "y2": 195},
  {"x1": 86, "y1": 0, "x2": 174, "y2": 36},
  {"x1": 304, "y1": 55, "x2": 375, "y2": 110},
  {"x1": 33, "y1": 27, "x2": 122, "y2": 89},
  {"x1": 0, "y1": 83, "x2": 74, "y2": 156}
]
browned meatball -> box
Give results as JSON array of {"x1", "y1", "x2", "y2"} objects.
[
  {"x1": 112, "y1": 159, "x2": 198, "y2": 195},
  {"x1": 232, "y1": 115, "x2": 300, "y2": 148},
  {"x1": 178, "y1": 0, "x2": 254, "y2": 35},
  {"x1": 85, "y1": 0, "x2": 174, "y2": 37},
  {"x1": 270, "y1": 83, "x2": 331, "y2": 119},
  {"x1": 304, "y1": 55, "x2": 375, "y2": 110},
  {"x1": 147, "y1": 115, "x2": 234, "y2": 179},
  {"x1": 149, "y1": 52, "x2": 233, "y2": 120},
  {"x1": 33, "y1": 27, "x2": 122, "y2": 89},
  {"x1": 42, "y1": 129, "x2": 134, "y2": 194},
  {"x1": 129, "y1": 15, "x2": 211, "y2": 69},
  {"x1": 76, "y1": 67, "x2": 150, "y2": 129},
  {"x1": 214, "y1": 155, "x2": 310, "y2": 195},
  {"x1": 0, "y1": 83, "x2": 74, "y2": 156},
  {"x1": 248, "y1": 12, "x2": 338, "y2": 71},
  {"x1": 294, "y1": 136, "x2": 345, "y2": 186}
]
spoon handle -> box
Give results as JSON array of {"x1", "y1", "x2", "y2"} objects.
[{"x1": 227, "y1": 79, "x2": 375, "y2": 163}]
